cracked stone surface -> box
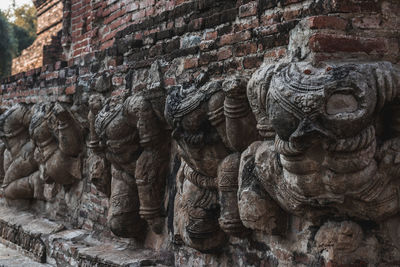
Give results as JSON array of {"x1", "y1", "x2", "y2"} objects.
[{"x1": 0, "y1": 243, "x2": 52, "y2": 267}]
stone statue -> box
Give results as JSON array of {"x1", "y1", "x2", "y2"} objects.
[
  {"x1": 29, "y1": 102, "x2": 83, "y2": 186},
  {"x1": 240, "y1": 61, "x2": 400, "y2": 237},
  {"x1": 166, "y1": 74, "x2": 258, "y2": 252},
  {"x1": 88, "y1": 66, "x2": 170, "y2": 237},
  {"x1": 0, "y1": 107, "x2": 8, "y2": 185},
  {"x1": 0, "y1": 104, "x2": 43, "y2": 200},
  {"x1": 87, "y1": 94, "x2": 111, "y2": 197},
  {"x1": 314, "y1": 220, "x2": 378, "y2": 265}
]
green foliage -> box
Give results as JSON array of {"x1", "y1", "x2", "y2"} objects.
[
  {"x1": 0, "y1": 12, "x2": 16, "y2": 79},
  {"x1": 0, "y1": 3, "x2": 37, "y2": 79},
  {"x1": 12, "y1": 4, "x2": 37, "y2": 40},
  {"x1": 12, "y1": 24, "x2": 36, "y2": 56}
]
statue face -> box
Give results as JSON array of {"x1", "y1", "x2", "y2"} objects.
[
  {"x1": 256, "y1": 62, "x2": 394, "y2": 213},
  {"x1": 268, "y1": 63, "x2": 376, "y2": 154}
]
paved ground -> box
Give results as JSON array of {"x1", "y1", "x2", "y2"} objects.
[{"x1": 0, "y1": 244, "x2": 51, "y2": 267}]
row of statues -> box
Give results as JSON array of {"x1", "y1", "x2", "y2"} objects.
[
  {"x1": 0, "y1": 102, "x2": 82, "y2": 201},
  {"x1": 1, "y1": 60, "x2": 400, "y2": 256}
]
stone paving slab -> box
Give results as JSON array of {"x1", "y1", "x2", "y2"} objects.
[
  {"x1": 0, "y1": 206, "x2": 65, "y2": 263},
  {"x1": 78, "y1": 244, "x2": 174, "y2": 266},
  {"x1": 0, "y1": 243, "x2": 52, "y2": 267},
  {"x1": 0, "y1": 205, "x2": 174, "y2": 266}
]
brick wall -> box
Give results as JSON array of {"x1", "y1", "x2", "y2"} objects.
[
  {"x1": 7, "y1": 0, "x2": 399, "y2": 99},
  {"x1": 11, "y1": 0, "x2": 63, "y2": 75},
  {"x1": 1, "y1": 0, "x2": 400, "y2": 265}
]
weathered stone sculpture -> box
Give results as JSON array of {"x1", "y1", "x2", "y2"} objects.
[
  {"x1": 166, "y1": 75, "x2": 258, "y2": 251},
  {"x1": 29, "y1": 102, "x2": 83, "y2": 186},
  {"x1": 88, "y1": 67, "x2": 170, "y2": 237},
  {"x1": 314, "y1": 220, "x2": 378, "y2": 264},
  {"x1": 87, "y1": 94, "x2": 111, "y2": 197},
  {"x1": 0, "y1": 107, "x2": 8, "y2": 185},
  {"x1": 0, "y1": 104, "x2": 43, "y2": 200},
  {"x1": 89, "y1": 95, "x2": 144, "y2": 237},
  {"x1": 239, "y1": 61, "x2": 400, "y2": 253}
]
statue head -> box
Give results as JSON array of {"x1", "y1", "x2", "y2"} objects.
[
  {"x1": 247, "y1": 61, "x2": 400, "y2": 219},
  {"x1": 249, "y1": 61, "x2": 400, "y2": 154}
]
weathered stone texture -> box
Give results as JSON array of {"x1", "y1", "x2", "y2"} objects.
[{"x1": 1, "y1": 0, "x2": 400, "y2": 266}]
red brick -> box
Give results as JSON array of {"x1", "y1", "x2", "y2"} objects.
[
  {"x1": 176, "y1": 0, "x2": 189, "y2": 5},
  {"x1": 205, "y1": 31, "x2": 217, "y2": 40},
  {"x1": 264, "y1": 47, "x2": 287, "y2": 60},
  {"x1": 104, "y1": 8, "x2": 126, "y2": 25},
  {"x1": 74, "y1": 39, "x2": 90, "y2": 50},
  {"x1": 283, "y1": 7, "x2": 302, "y2": 21},
  {"x1": 219, "y1": 31, "x2": 252, "y2": 46},
  {"x1": 100, "y1": 39, "x2": 115, "y2": 50},
  {"x1": 235, "y1": 42, "x2": 258, "y2": 56},
  {"x1": 309, "y1": 33, "x2": 387, "y2": 54},
  {"x1": 330, "y1": 0, "x2": 380, "y2": 13},
  {"x1": 184, "y1": 57, "x2": 199, "y2": 69},
  {"x1": 65, "y1": 85, "x2": 76, "y2": 95},
  {"x1": 308, "y1": 16, "x2": 348, "y2": 30},
  {"x1": 217, "y1": 47, "x2": 233, "y2": 61},
  {"x1": 71, "y1": 2, "x2": 82, "y2": 12},
  {"x1": 199, "y1": 52, "x2": 216, "y2": 65},
  {"x1": 243, "y1": 55, "x2": 262, "y2": 69},
  {"x1": 73, "y1": 48, "x2": 84, "y2": 58},
  {"x1": 352, "y1": 15, "x2": 382, "y2": 30},
  {"x1": 102, "y1": 3, "x2": 120, "y2": 17}
]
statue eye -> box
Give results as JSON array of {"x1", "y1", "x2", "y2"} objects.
[{"x1": 326, "y1": 94, "x2": 358, "y2": 115}]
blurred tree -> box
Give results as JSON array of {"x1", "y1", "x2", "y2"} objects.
[
  {"x1": 6, "y1": 3, "x2": 37, "y2": 55},
  {"x1": 13, "y1": 4, "x2": 37, "y2": 39},
  {"x1": 0, "y1": 2, "x2": 37, "y2": 79},
  {"x1": 12, "y1": 24, "x2": 36, "y2": 55},
  {"x1": 0, "y1": 12, "x2": 16, "y2": 79}
]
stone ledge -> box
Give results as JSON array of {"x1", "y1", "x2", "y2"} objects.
[
  {"x1": 0, "y1": 243, "x2": 51, "y2": 267},
  {"x1": 0, "y1": 206, "x2": 64, "y2": 263},
  {"x1": 0, "y1": 206, "x2": 174, "y2": 266}
]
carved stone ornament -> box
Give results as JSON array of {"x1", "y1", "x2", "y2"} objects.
[
  {"x1": 166, "y1": 74, "x2": 258, "y2": 252},
  {"x1": 87, "y1": 94, "x2": 111, "y2": 197},
  {"x1": 0, "y1": 104, "x2": 44, "y2": 200},
  {"x1": 314, "y1": 220, "x2": 378, "y2": 264},
  {"x1": 88, "y1": 62, "x2": 170, "y2": 237},
  {"x1": 29, "y1": 102, "x2": 83, "y2": 186},
  {"x1": 240, "y1": 61, "x2": 400, "y2": 233}
]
